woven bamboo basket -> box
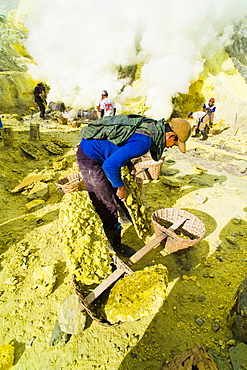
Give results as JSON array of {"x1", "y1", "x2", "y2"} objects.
[
  {"x1": 135, "y1": 159, "x2": 164, "y2": 180},
  {"x1": 55, "y1": 173, "x2": 86, "y2": 194},
  {"x1": 151, "y1": 208, "x2": 206, "y2": 252},
  {"x1": 131, "y1": 157, "x2": 141, "y2": 165},
  {"x1": 160, "y1": 343, "x2": 219, "y2": 370},
  {"x1": 57, "y1": 116, "x2": 68, "y2": 125},
  {"x1": 71, "y1": 121, "x2": 82, "y2": 128},
  {"x1": 141, "y1": 152, "x2": 166, "y2": 162},
  {"x1": 141, "y1": 153, "x2": 152, "y2": 161}
]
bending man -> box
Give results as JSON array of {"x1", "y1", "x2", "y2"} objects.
[
  {"x1": 187, "y1": 111, "x2": 209, "y2": 140},
  {"x1": 77, "y1": 114, "x2": 191, "y2": 257}
]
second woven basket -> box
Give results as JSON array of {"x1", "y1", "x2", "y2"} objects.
[
  {"x1": 135, "y1": 159, "x2": 164, "y2": 180},
  {"x1": 151, "y1": 208, "x2": 206, "y2": 252}
]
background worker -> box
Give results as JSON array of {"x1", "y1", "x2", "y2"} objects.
[
  {"x1": 187, "y1": 111, "x2": 209, "y2": 140},
  {"x1": 100, "y1": 90, "x2": 116, "y2": 117},
  {"x1": 202, "y1": 97, "x2": 216, "y2": 125},
  {"x1": 33, "y1": 82, "x2": 47, "y2": 119},
  {"x1": 77, "y1": 114, "x2": 191, "y2": 257}
]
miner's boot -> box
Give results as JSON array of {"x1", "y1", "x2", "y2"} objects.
[
  {"x1": 200, "y1": 129, "x2": 208, "y2": 141},
  {"x1": 104, "y1": 228, "x2": 136, "y2": 258},
  {"x1": 192, "y1": 128, "x2": 200, "y2": 138}
]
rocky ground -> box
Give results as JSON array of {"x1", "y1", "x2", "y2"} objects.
[{"x1": 0, "y1": 114, "x2": 247, "y2": 370}]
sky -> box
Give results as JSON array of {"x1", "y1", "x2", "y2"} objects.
[{"x1": 21, "y1": 0, "x2": 247, "y2": 118}]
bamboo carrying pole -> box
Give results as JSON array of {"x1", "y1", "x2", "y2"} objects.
[{"x1": 0, "y1": 127, "x2": 15, "y2": 147}]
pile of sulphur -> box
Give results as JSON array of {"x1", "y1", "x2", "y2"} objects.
[
  {"x1": 121, "y1": 166, "x2": 151, "y2": 240},
  {"x1": 103, "y1": 264, "x2": 168, "y2": 324},
  {"x1": 59, "y1": 191, "x2": 112, "y2": 287},
  {"x1": 0, "y1": 342, "x2": 14, "y2": 370}
]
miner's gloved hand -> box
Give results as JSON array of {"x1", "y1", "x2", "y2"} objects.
[{"x1": 117, "y1": 185, "x2": 129, "y2": 202}]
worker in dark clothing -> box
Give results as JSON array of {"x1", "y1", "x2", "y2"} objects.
[
  {"x1": 76, "y1": 114, "x2": 191, "y2": 257},
  {"x1": 34, "y1": 82, "x2": 46, "y2": 119}
]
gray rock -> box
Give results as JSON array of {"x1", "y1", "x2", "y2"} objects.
[
  {"x1": 49, "y1": 320, "x2": 71, "y2": 346},
  {"x1": 229, "y1": 342, "x2": 247, "y2": 370},
  {"x1": 226, "y1": 236, "x2": 236, "y2": 244},
  {"x1": 161, "y1": 177, "x2": 184, "y2": 187},
  {"x1": 229, "y1": 159, "x2": 247, "y2": 173},
  {"x1": 212, "y1": 319, "x2": 221, "y2": 332},
  {"x1": 58, "y1": 294, "x2": 87, "y2": 334},
  {"x1": 24, "y1": 199, "x2": 46, "y2": 212},
  {"x1": 193, "y1": 194, "x2": 207, "y2": 204},
  {"x1": 229, "y1": 276, "x2": 247, "y2": 342},
  {"x1": 27, "y1": 182, "x2": 49, "y2": 201},
  {"x1": 195, "y1": 317, "x2": 204, "y2": 326},
  {"x1": 198, "y1": 294, "x2": 206, "y2": 302}
]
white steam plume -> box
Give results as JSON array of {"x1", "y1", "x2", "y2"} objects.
[{"x1": 23, "y1": 0, "x2": 247, "y2": 118}]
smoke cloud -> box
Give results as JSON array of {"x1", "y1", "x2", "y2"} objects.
[{"x1": 23, "y1": 0, "x2": 247, "y2": 118}]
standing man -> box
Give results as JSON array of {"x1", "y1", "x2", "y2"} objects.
[
  {"x1": 77, "y1": 114, "x2": 191, "y2": 257},
  {"x1": 34, "y1": 82, "x2": 46, "y2": 119},
  {"x1": 100, "y1": 90, "x2": 116, "y2": 117},
  {"x1": 202, "y1": 98, "x2": 216, "y2": 126}
]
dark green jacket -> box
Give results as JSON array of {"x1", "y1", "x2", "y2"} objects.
[{"x1": 80, "y1": 114, "x2": 166, "y2": 161}]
